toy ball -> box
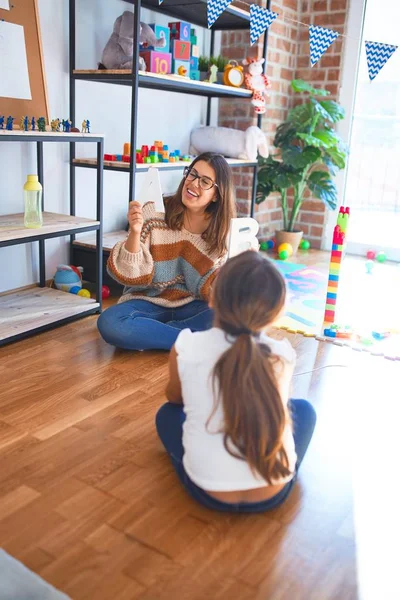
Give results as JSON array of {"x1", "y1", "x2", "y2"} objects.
[
  {"x1": 267, "y1": 239, "x2": 275, "y2": 249},
  {"x1": 102, "y1": 285, "x2": 111, "y2": 299},
  {"x1": 278, "y1": 242, "x2": 293, "y2": 257},
  {"x1": 365, "y1": 260, "x2": 374, "y2": 274},
  {"x1": 366, "y1": 250, "x2": 376, "y2": 260},
  {"x1": 69, "y1": 286, "x2": 81, "y2": 294},
  {"x1": 77, "y1": 288, "x2": 91, "y2": 298},
  {"x1": 259, "y1": 241, "x2": 268, "y2": 251},
  {"x1": 54, "y1": 264, "x2": 82, "y2": 292},
  {"x1": 376, "y1": 251, "x2": 387, "y2": 263},
  {"x1": 278, "y1": 249, "x2": 289, "y2": 260},
  {"x1": 300, "y1": 239, "x2": 310, "y2": 250}
]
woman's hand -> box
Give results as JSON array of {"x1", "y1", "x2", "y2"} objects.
[{"x1": 127, "y1": 201, "x2": 144, "y2": 235}]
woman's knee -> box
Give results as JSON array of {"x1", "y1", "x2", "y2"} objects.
[{"x1": 291, "y1": 399, "x2": 317, "y2": 430}]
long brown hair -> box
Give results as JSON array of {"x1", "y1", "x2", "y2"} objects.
[
  {"x1": 164, "y1": 152, "x2": 236, "y2": 257},
  {"x1": 211, "y1": 250, "x2": 291, "y2": 484}
]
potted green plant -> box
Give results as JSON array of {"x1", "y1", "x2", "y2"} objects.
[
  {"x1": 257, "y1": 79, "x2": 347, "y2": 253},
  {"x1": 199, "y1": 55, "x2": 229, "y2": 82}
]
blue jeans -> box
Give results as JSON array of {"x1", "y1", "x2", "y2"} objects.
[
  {"x1": 97, "y1": 299, "x2": 213, "y2": 351},
  {"x1": 155, "y1": 399, "x2": 317, "y2": 513}
]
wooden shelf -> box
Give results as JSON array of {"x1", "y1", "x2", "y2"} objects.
[
  {"x1": 73, "y1": 157, "x2": 258, "y2": 172},
  {"x1": 73, "y1": 230, "x2": 127, "y2": 252},
  {"x1": 0, "y1": 287, "x2": 99, "y2": 345},
  {"x1": 73, "y1": 70, "x2": 253, "y2": 98},
  {"x1": 0, "y1": 212, "x2": 100, "y2": 248},
  {"x1": 127, "y1": 0, "x2": 251, "y2": 30},
  {"x1": 0, "y1": 130, "x2": 104, "y2": 142}
]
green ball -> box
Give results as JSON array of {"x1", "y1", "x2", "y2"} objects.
[
  {"x1": 376, "y1": 251, "x2": 387, "y2": 263},
  {"x1": 260, "y1": 241, "x2": 268, "y2": 251},
  {"x1": 279, "y1": 250, "x2": 289, "y2": 260},
  {"x1": 300, "y1": 239, "x2": 310, "y2": 250}
]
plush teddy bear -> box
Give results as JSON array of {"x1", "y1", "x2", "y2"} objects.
[
  {"x1": 190, "y1": 126, "x2": 269, "y2": 162},
  {"x1": 100, "y1": 11, "x2": 166, "y2": 70},
  {"x1": 243, "y1": 57, "x2": 271, "y2": 115}
]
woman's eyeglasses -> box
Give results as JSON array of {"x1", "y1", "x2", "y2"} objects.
[{"x1": 184, "y1": 167, "x2": 218, "y2": 191}]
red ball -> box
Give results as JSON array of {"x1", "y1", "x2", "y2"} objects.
[
  {"x1": 102, "y1": 285, "x2": 111, "y2": 299},
  {"x1": 366, "y1": 250, "x2": 376, "y2": 260}
]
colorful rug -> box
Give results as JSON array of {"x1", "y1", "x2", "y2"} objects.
[
  {"x1": 273, "y1": 258, "x2": 400, "y2": 359},
  {"x1": 273, "y1": 261, "x2": 327, "y2": 335}
]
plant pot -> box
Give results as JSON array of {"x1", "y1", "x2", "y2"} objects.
[
  {"x1": 199, "y1": 71, "x2": 208, "y2": 81},
  {"x1": 275, "y1": 230, "x2": 304, "y2": 255}
]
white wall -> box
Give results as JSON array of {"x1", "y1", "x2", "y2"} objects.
[{"x1": 0, "y1": 0, "x2": 212, "y2": 293}]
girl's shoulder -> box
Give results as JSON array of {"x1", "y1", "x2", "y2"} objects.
[
  {"x1": 175, "y1": 327, "x2": 228, "y2": 363},
  {"x1": 260, "y1": 333, "x2": 296, "y2": 364}
]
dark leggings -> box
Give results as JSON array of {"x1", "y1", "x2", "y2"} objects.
[{"x1": 155, "y1": 399, "x2": 317, "y2": 513}]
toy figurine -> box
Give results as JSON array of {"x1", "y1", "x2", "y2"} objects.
[
  {"x1": 65, "y1": 119, "x2": 72, "y2": 133},
  {"x1": 31, "y1": 116, "x2": 36, "y2": 131},
  {"x1": 205, "y1": 64, "x2": 218, "y2": 84},
  {"x1": 51, "y1": 118, "x2": 61, "y2": 132},
  {"x1": 24, "y1": 116, "x2": 30, "y2": 131},
  {"x1": 242, "y1": 57, "x2": 271, "y2": 115},
  {"x1": 86, "y1": 119, "x2": 90, "y2": 133},
  {"x1": 0, "y1": 116, "x2": 4, "y2": 130},
  {"x1": 6, "y1": 116, "x2": 14, "y2": 130},
  {"x1": 38, "y1": 117, "x2": 46, "y2": 132}
]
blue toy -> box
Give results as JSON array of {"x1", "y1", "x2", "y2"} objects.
[
  {"x1": 0, "y1": 116, "x2": 4, "y2": 130},
  {"x1": 53, "y1": 264, "x2": 83, "y2": 292},
  {"x1": 31, "y1": 116, "x2": 36, "y2": 131},
  {"x1": 6, "y1": 116, "x2": 14, "y2": 131}
]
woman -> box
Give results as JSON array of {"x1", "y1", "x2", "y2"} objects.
[
  {"x1": 97, "y1": 152, "x2": 236, "y2": 351},
  {"x1": 156, "y1": 251, "x2": 316, "y2": 512}
]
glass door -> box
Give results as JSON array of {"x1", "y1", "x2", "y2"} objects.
[{"x1": 343, "y1": 0, "x2": 400, "y2": 261}]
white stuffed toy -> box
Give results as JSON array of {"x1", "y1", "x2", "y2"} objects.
[{"x1": 190, "y1": 126, "x2": 269, "y2": 162}]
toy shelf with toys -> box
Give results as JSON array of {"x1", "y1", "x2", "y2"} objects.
[
  {"x1": 73, "y1": 156, "x2": 257, "y2": 172},
  {"x1": 72, "y1": 69, "x2": 253, "y2": 99},
  {"x1": 0, "y1": 130, "x2": 104, "y2": 346}
]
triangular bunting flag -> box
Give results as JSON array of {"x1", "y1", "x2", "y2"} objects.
[
  {"x1": 159, "y1": 0, "x2": 163, "y2": 4},
  {"x1": 309, "y1": 25, "x2": 339, "y2": 67},
  {"x1": 207, "y1": 0, "x2": 231, "y2": 28},
  {"x1": 250, "y1": 5, "x2": 279, "y2": 46},
  {"x1": 365, "y1": 41, "x2": 398, "y2": 81}
]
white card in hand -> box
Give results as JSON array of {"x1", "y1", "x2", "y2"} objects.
[{"x1": 136, "y1": 168, "x2": 165, "y2": 213}]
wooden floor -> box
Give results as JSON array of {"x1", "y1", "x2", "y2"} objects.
[{"x1": 0, "y1": 257, "x2": 399, "y2": 599}]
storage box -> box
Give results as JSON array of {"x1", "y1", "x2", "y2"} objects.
[
  {"x1": 140, "y1": 51, "x2": 172, "y2": 74},
  {"x1": 168, "y1": 21, "x2": 191, "y2": 42},
  {"x1": 144, "y1": 24, "x2": 170, "y2": 52},
  {"x1": 172, "y1": 40, "x2": 190, "y2": 61}
]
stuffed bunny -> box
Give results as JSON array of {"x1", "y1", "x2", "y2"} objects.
[
  {"x1": 243, "y1": 57, "x2": 271, "y2": 115},
  {"x1": 190, "y1": 126, "x2": 269, "y2": 162},
  {"x1": 101, "y1": 11, "x2": 166, "y2": 70}
]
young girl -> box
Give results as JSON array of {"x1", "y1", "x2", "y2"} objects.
[
  {"x1": 156, "y1": 250, "x2": 316, "y2": 512},
  {"x1": 97, "y1": 152, "x2": 236, "y2": 351}
]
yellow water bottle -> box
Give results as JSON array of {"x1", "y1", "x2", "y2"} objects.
[{"x1": 24, "y1": 175, "x2": 43, "y2": 228}]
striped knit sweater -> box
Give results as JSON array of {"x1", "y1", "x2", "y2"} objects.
[{"x1": 107, "y1": 202, "x2": 226, "y2": 307}]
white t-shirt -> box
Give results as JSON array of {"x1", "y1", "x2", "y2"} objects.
[{"x1": 175, "y1": 327, "x2": 297, "y2": 492}]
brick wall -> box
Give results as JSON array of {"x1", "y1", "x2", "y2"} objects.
[{"x1": 219, "y1": 0, "x2": 348, "y2": 247}]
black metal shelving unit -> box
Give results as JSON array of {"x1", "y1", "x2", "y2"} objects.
[
  {"x1": 0, "y1": 130, "x2": 104, "y2": 346},
  {"x1": 68, "y1": 0, "x2": 270, "y2": 281}
]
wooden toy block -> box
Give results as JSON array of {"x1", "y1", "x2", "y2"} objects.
[
  {"x1": 123, "y1": 142, "x2": 131, "y2": 155},
  {"x1": 172, "y1": 40, "x2": 190, "y2": 61},
  {"x1": 190, "y1": 70, "x2": 200, "y2": 81},
  {"x1": 190, "y1": 56, "x2": 199, "y2": 70},
  {"x1": 147, "y1": 24, "x2": 170, "y2": 52},
  {"x1": 122, "y1": 155, "x2": 130, "y2": 163},
  {"x1": 168, "y1": 21, "x2": 191, "y2": 42},
  {"x1": 140, "y1": 51, "x2": 172, "y2": 75},
  {"x1": 191, "y1": 44, "x2": 199, "y2": 58},
  {"x1": 172, "y1": 59, "x2": 190, "y2": 76},
  {"x1": 116, "y1": 154, "x2": 123, "y2": 161},
  {"x1": 104, "y1": 154, "x2": 117, "y2": 161},
  {"x1": 331, "y1": 250, "x2": 342, "y2": 258},
  {"x1": 190, "y1": 36, "x2": 198, "y2": 46}
]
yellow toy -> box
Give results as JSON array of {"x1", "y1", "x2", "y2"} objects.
[
  {"x1": 278, "y1": 242, "x2": 293, "y2": 257},
  {"x1": 77, "y1": 288, "x2": 91, "y2": 298},
  {"x1": 223, "y1": 60, "x2": 244, "y2": 87}
]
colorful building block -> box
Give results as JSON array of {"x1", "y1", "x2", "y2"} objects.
[
  {"x1": 191, "y1": 45, "x2": 200, "y2": 58},
  {"x1": 146, "y1": 24, "x2": 170, "y2": 52},
  {"x1": 172, "y1": 59, "x2": 190, "y2": 76},
  {"x1": 140, "y1": 51, "x2": 172, "y2": 75},
  {"x1": 172, "y1": 40, "x2": 190, "y2": 61},
  {"x1": 190, "y1": 56, "x2": 199, "y2": 71},
  {"x1": 168, "y1": 21, "x2": 191, "y2": 42},
  {"x1": 190, "y1": 70, "x2": 200, "y2": 81}
]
